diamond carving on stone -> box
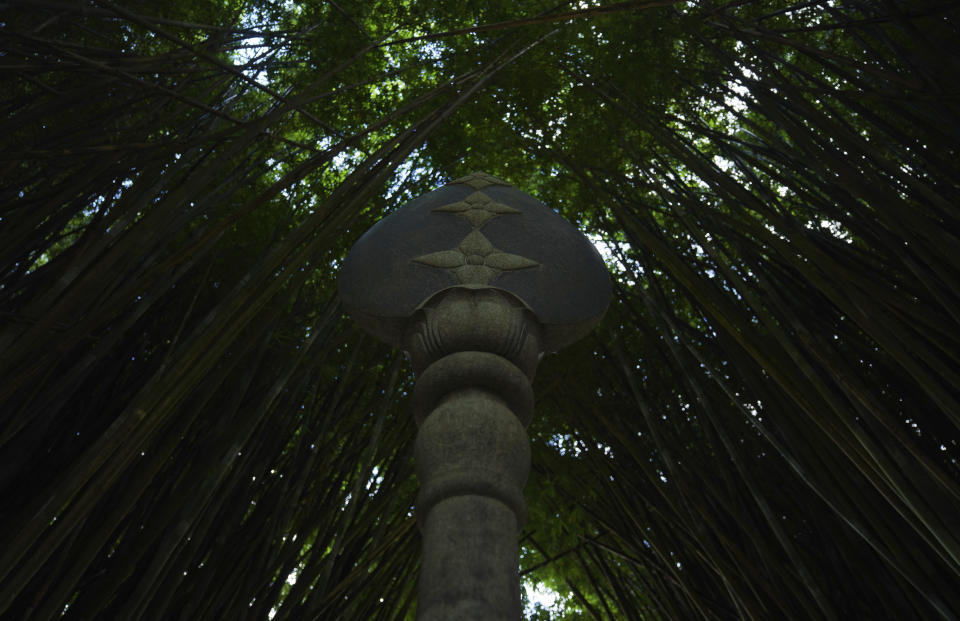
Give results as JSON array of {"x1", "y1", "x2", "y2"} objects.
[
  {"x1": 413, "y1": 229, "x2": 539, "y2": 285},
  {"x1": 450, "y1": 171, "x2": 508, "y2": 190},
  {"x1": 432, "y1": 191, "x2": 522, "y2": 227}
]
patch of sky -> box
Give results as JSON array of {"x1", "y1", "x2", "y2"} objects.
[
  {"x1": 267, "y1": 566, "x2": 301, "y2": 619},
  {"x1": 547, "y1": 433, "x2": 585, "y2": 457},
  {"x1": 523, "y1": 580, "x2": 574, "y2": 618},
  {"x1": 763, "y1": 222, "x2": 788, "y2": 241},
  {"x1": 233, "y1": 34, "x2": 271, "y2": 86},
  {"x1": 588, "y1": 232, "x2": 639, "y2": 286},
  {"x1": 316, "y1": 136, "x2": 334, "y2": 152},
  {"x1": 712, "y1": 154, "x2": 735, "y2": 173},
  {"x1": 365, "y1": 465, "x2": 384, "y2": 493},
  {"x1": 417, "y1": 41, "x2": 444, "y2": 62},
  {"x1": 547, "y1": 433, "x2": 614, "y2": 459},
  {"x1": 233, "y1": 3, "x2": 292, "y2": 86},
  {"x1": 724, "y1": 46, "x2": 755, "y2": 113},
  {"x1": 384, "y1": 149, "x2": 430, "y2": 203},
  {"x1": 805, "y1": 218, "x2": 853, "y2": 243},
  {"x1": 743, "y1": 400, "x2": 763, "y2": 422},
  {"x1": 331, "y1": 147, "x2": 366, "y2": 172}
]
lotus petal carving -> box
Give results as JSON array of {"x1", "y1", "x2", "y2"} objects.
[
  {"x1": 412, "y1": 229, "x2": 539, "y2": 285},
  {"x1": 484, "y1": 253, "x2": 540, "y2": 271},
  {"x1": 433, "y1": 191, "x2": 522, "y2": 227}
]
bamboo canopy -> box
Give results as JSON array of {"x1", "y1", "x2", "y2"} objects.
[{"x1": 1, "y1": 1, "x2": 958, "y2": 619}]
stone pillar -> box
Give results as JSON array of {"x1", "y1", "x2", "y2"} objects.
[
  {"x1": 406, "y1": 287, "x2": 539, "y2": 619},
  {"x1": 338, "y1": 172, "x2": 609, "y2": 620}
]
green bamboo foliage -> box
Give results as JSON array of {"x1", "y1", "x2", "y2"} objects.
[
  {"x1": 523, "y1": 2, "x2": 959, "y2": 618},
  {"x1": 2, "y1": 1, "x2": 959, "y2": 620}
]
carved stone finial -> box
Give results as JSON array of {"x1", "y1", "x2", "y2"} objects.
[
  {"x1": 338, "y1": 172, "x2": 610, "y2": 621},
  {"x1": 338, "y1": 172, "x2": 611, "y2": 351}
]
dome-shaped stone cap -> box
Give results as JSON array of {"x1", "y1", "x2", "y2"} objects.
[{"x1": 338, "y1": 172, "x2": 611, "y2": 352}]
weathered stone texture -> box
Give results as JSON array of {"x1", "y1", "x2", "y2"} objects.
[{"x1": 339, "y1": 173, "x2": 610, "y2": 620}]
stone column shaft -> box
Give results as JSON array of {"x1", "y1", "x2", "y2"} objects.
[{"x1": 405, "y1": 288, "x2": 540, "y2": 620}]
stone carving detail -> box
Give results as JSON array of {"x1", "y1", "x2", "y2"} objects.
[
  {"x1": 415, "y1": 175, "x2": 538, "y2": 286},
  {"x1": 412, "y1": 229, "x2": 539, "y2": 285},
  {"x1": 432, "y1": 191, "x2": 521, "y2": 227},
  {"x1": 404, "y1": 287, "x2": 541, "y2": 379},
  {"x1": 450, "y1": 171, "x2": 508, "y2": 190}
]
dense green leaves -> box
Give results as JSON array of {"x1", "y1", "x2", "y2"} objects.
[{"x1": 2, "y1": 1, "x2": 959, "y2": 619}]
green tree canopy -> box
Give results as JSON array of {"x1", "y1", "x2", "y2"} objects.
[{"x1": 2, "y1": 1, "x2": 958, "y2": 619}]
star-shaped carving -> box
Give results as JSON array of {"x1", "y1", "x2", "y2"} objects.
[
  {"x1": 449, "y1": 171, "x2": 508, "y2": 190},
  {"x1": 432, "y1": 191, "x2": 522, "y2": 227},
  {"x1": 412, "y1": 230, "x2": 539, "y2": 285}
]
